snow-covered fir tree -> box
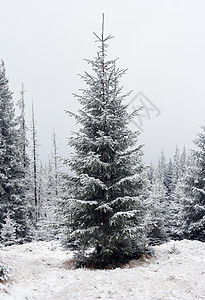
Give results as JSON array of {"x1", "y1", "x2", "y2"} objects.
[
  {"x1": 1, "y1": 213, "x2": 16, "y2": 246},
  {"x1": 169, "y1": 176, "x2": 186, "y2": 239},
  {"x1": 165, "y1": 158, "x2": 173, "y2": 194},
  {"x1": 34, "y1": 131, "x2": 62, "y2": 241},
  {"x1": 29, "y1": 101, "x2": 40, "y2": 227},
  {"x1": 157, "y1": 150, "x2": 172, "y2": 193},
  {"x1": 157, "y1": 151, "x2": 166, "y2": 182},
  {"x1": 34, "y1": 161, "x2": 59, "y2": 241},
  {"x1": 168, "y1": 147, "x2": 187, "y2": 239},
  {"x1": 183, "y1": 125, "x2": 205, "y2": 242},
  {"x1": 170, "y1": 146, "x2": 181, "y2": 192},
  {"x1": 155, "y1": 148, "x2": 188, "y2": 239},
  {"x1": 16, "y1": 84, "x2": 29, "y2": 169},
  {"x1": 146, "y1": 170, "x2": 168, "y2": 245},
  {"x1": 51, "y1": 128, "x2": 60, "y2": 196},
  {"x1": 62, "y1": 17, "x2": 148, "y2": 268},
  {"x1": 0, "y1": 61, "x2": 30, "y2": 243},
  {"x1": 147, "y1": 163, "x2": 154, "y2": 183},
  {"x1": 166, "y1": 147, "x2": 185, "y2": 239},
  {"x1": 16, "y1": 84, "x2": 35, "y2": 236},
  {"x1": 180, "y1": 146, "x2": 187, "y2": 174}
]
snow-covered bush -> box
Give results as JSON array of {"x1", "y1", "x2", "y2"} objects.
[
  {"x1": 168, "y1": 243, "x2": 180, "y2": 254},
  {"x1": 1, "y1": 214, "x2": 16, "y2": 246},
  {"x1": 0, "y1": 264, "x2": 12, "y2": 283}
]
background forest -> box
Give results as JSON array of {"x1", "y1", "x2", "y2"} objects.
[
  {"x1": 0, "y1": 41, "x2": 204, "y2": 267},
  {"x1": 0, "y1": 7, "x2": 205, "y2": 268}
]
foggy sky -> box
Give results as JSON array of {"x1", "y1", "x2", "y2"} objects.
[{"x1": 1, "y1": 0, "x2": 205, "y2": 166}]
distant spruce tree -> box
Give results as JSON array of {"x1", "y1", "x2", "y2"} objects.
[
  {"x1": 167, "y1": 147, "x2": 186, "y2": 239},
  {"x1": 170, "y1": 146, "x2": 181, "y2": 192},
  {"x1": 63, "y1": 16, "x2": 148, "y2": 268},
  {"x1": 157, "y1": 150, "x2": 173, "y2": 194},
  {"x1": 0, "y1": 60, "x2": 29, "y2": 243},
  {"x1": 183, "y1": 125, "x2": 205, "y2": 242},
  {"x1": 169, "y1": 176, "x2": 186, "y2": 240},
  {"x1": 35, "y1": 158, "x2": 61, "y2": 241},
  {"x1": 157, "y1": 151, "x2": 167, "y2": 185},
  {"x1": 168, "y1": 147, "x2": 188, "y2": 240},
  {"x1": 180, "y1": 147, "x2": 187, "y2": 174},
  {"x1": 146, "y1": 170, "x2": 168, "y2": 245},
  {"x1": 165, "y1": 159, "x2": 173, "y2": 194}
]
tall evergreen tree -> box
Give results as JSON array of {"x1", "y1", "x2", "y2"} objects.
[
  {"x1": 183, "y1": 125, "x2": 205, "y2": 242},
  {"x1": 169, "y1": 176, "x2": 186, "y2": 239},
  {"x1": 168, "y1": 147, "x2": 187, "y2": 239},
  {"x1": 166, "y1": 147, "x2": 182, "y2": 239},
  {"x1": 0, "y1": 60, "x2": 29, "y2": 243},
  {"x1": 63, "y1": 17, "x2": 147, "y2": 268},
  {"x1": 147, "y1": 163, "x2": 154, "y2": 183},
  {"x1": 170, "y1": 146, "x2": 181, "y2": 192},
  {"x1": 16, "y1": 84, "x2": 34, "y2": 234},
  {"x1": 157, "y1": 150, "x2": 167, "y2": 184},
  {"x1": 165, "y1": 158, "x2": 173, "y2": 194},
  {"x1": 52, "y1": 128, "x2": 59, "y2": 196},
  {"x1": 31, "y1": 102, "x2": 38, "y2": 224},
  {"x1": 16, "y1": 84, "x2": 28, "y2": 169},
  {"x1": 157, "y1": 150, "x2": 173, "y2": 193},
  {"x1": 180, "y1": 146, "x2": 187, "y2": 174}
]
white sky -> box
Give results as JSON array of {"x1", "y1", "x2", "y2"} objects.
[{"x1": 1, "y1": 0, "x2": 205, "y2": 166}]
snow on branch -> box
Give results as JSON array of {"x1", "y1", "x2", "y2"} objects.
[
  {"x1": 112, "y1": 173, "x2": 141, "y2": 189},
  {"x1": 71, "y1": 226, "x2": 100, "y2": 238},
  {"x1": 65, "y1": 110, "x2": 78, "y2": 120},
  {"x1": 193, "y1": 187, "x2": 205, "y2": 195},
  {"x1": 110, "y1": 196, "x2": 138, "y2": 207},
  {"x1": 75, "y1": 199, "x2": 98, "y2": 206},
  {"x1": 80, "y1": 174, "x2": 108, "y2": 191},
  {"x1": 82, "y1": 151, "x2": 109, "y2": 169},
  {"x1": 95, "y1": 203, "x2": 113, "y2": 213},
  {"x1": 109, "y1": 210, "x2": 140, "y2": 226}
]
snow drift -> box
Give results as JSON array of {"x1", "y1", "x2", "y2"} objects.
[{"x1": 0, "y1": 239, "x2": 205, "y2": 300}]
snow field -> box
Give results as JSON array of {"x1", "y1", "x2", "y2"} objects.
[{"x1": 0, "y1": 239, "x2": 205, "y2": 300}]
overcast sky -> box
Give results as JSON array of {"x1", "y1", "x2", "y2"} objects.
[{"x1": 1, "y1": 0, "x2": 205, "y2": 166}]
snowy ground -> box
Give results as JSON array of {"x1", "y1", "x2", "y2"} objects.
[{"x1": 0, "y1": 240, "x2": 205, "y2": 300}]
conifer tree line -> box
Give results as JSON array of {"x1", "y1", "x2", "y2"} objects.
[
  {"x1": 0, "y1": 18, "x2": 204, "y2": 267},
  {"x1": 0, "y1": 60, "x2": 60, "y2": 245}
]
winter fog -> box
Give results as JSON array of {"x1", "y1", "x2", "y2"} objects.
[{"x1": 1, "y1": 0, "x2": 205, "y2": 165}]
